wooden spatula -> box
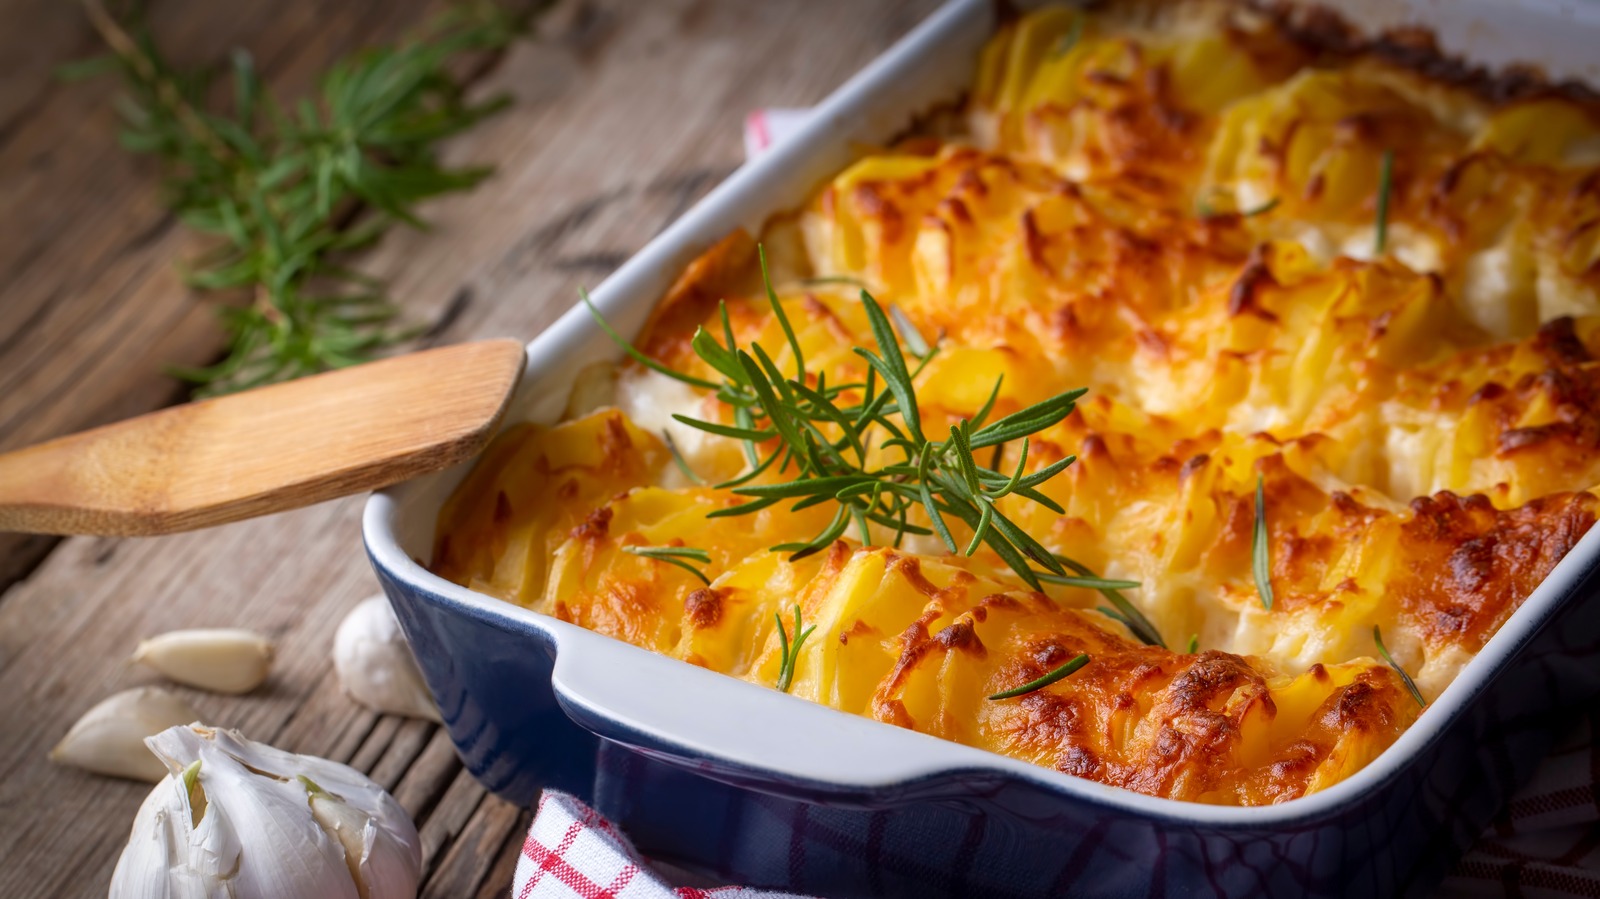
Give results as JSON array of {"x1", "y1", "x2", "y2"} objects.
[{"x1": 0, "y1": 339, "x2": 526, "y2": 536}]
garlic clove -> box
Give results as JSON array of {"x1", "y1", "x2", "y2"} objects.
[
  {"x1": 132, "y1": 628, "x2": 274, "y2": 694},
  {"x1": 302, "y1": 775, "x2": 370, "y2": 897},
  {"x1": 334, "y1": 596, "x2": 441, "y2": 723},
  {"x1": 109, "y1": 767, "x2": 188, "y2": 895},
  {"x1": 111, "y1": 725, "x2": 421, "y2": 899},
  {"x1": 49, "y1": 687, "x2": 201, "y2": 782}
]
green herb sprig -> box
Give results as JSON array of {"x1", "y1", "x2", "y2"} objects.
[
  {"x1": 582, "y1": 246, "x2": 1164, "y2": 646},
  {"x1": 1374, "y1": 149, "x2": 1394, "y2": 255},
  {"x1": 1060, "y1": 553, "x2": 1159, "y2": 646},
  {"x1": 775, "y1": 604, "x2": 817, "y2": 693},
  {"x1": 71, "y1": 1, "x2": 531, "y2": 396},
  {"x1": 987, "y1": 652, "x2": 1090, "y2": 700},
  {"x1": 621, "y1": 545, "x2": 712, "y2": 585},
  {"x1": 1048, "y1": 14, "x2": 1085, "y2": 60},
  {"x1": 662, "y1": 431, "x2": 703, "y2": 484},
  {"x1": 1187, "y1": 633, "x2": 1199, "y2": 654},
  {"x1": 1253, "y1": 473, "x2": 1274, "y2": 610},
  {"x1": 1373, "y1": 625, "x2": 1425, "y2": 707}
]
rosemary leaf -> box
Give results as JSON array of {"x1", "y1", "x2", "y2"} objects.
[
  {"x1": 1033, "y1": 573, "x2": 1141, "y2": 591},
  {"x1": 987, "y1": 653, "x2": 1089, "y2": 700},
  {"x1": 622, "y1": 545, "x2": 712, "y2": 585},
  {"x1": 1253, "y1": 473, "x2": 1275, "y2": 610},
  {"x1": 1374, "y1": 625, "x2": 1426, "y2": 707},
  {"x1": 1047, "y1": 14, "x2": 1085, "y2": 61},
  {"x1": 1052, "y1": 553, "x2": 1165, "y2": 648},
  {"x1": 758, "y1": 244, "x2": 807, "y2": 386},
  {"x1": 774, "y1": 604, "x2": 817, "y2": 693},
  {"x1": 1375, "y1": 149, "x2": 1394, "y2": 255},
  {"x1": 888, "y1": 303, "x2": 932, "y2": 359},
  {"x1": 670, "y1": 413, "x2": 774, "y2": 442},
  {"x1": 662, "y1": 431, "x2": 702, "y2": 485}
]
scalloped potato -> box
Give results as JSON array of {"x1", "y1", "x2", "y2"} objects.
[{"x1": 434, "y1": 3, "x2": 1600, "y2": 805}]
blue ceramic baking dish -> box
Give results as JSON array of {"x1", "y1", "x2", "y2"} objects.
[{"x1": 363, "y1": 1, "x2": 1600, "y2": 895}]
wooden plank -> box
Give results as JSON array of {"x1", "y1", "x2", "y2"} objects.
[
  {"x1": 0, "y1": 0, "x2": 940, "y2": 895},
  {"x1": 422, "y1": 794, "x2": 530, "y2": 898}
]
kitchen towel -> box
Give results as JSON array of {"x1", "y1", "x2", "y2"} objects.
[{"x1": 513, "y1": 789, "x2": 805, "y2": 899}]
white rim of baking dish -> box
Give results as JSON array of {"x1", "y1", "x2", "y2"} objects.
[{"x1": 365, "y1": 0, "x2": 1600, "y2": 827}]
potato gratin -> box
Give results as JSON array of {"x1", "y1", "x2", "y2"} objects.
[{"x1": 433, "y1": 3, "x2": 1600, "y2": 805}]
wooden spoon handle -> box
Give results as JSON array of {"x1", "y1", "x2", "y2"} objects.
[{"x1": 0, "y1": 339, "x2": 525, "y2": 537}]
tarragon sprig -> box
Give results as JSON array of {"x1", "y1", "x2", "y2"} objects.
[{"x1": 583, "y1": 246, "x2": 1165, "y2": 646}]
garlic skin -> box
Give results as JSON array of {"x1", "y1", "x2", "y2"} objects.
[
  {"x1": 110, "y1": 725, "x2": 421, "y2": 899},
  {"x1": 334, "y1": 596, "x2": 441, "y2": 723},
  {"x1": 49, "y1": 687, "x2": 200, "y2": 782},
  {"x1": 133, "y1": 628, "x2": 274, "y2": 694}
]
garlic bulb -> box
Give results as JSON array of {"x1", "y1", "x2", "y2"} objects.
[
  {"x1": 49, "y1": 687, "x2": 200, "y2": 782},
  {"x1": 133, "y1": 628, "x2": 274, "y2": 694},
  {"x1": 334, "y1": 596, "x2": 441, "y2": 723},
  {"x1": 110, "y1": 724, "x2": 421, "y2": 899}
]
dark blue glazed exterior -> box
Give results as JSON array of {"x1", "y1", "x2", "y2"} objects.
[{"x1": 370, "y1": 544, "x2": 1600, "y2": 898}]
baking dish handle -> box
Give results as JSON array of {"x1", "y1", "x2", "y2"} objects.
[{"x1": 549, "y1": 629, "x2": 999, "y2": 806}]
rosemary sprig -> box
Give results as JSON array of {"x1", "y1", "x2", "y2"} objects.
[
  {"x1": 1374, "y1": 149, "x2": 1394, "y2": 255},
  {"x1": 1253, "y1": 473, "x2": 1274, "y2": 610},
  {"x1": 887, "y1": 304, "x2": 931, "y2": 358},
  {"x1": 775, "y1": 604, "x2": 817, "y2": 693},
  {"x1": 987, "y1": 653, "x2": 1089, "y2": 700},
  {"x1": 72, "y1": 1, "x2": 531, "y2": 397},
  {"x1": 799, "y1": 275, "x2": 868, "y2": 289},
  {"x1": 1049, "y1": 552, "x2": 1161, "y2": 646},
  {"x1": 1373, "y1": 625, "x2": 1425, "y2": 707},
  {"x1": 662, "y1": 431, "x2": 703, "y2": 484},
  {"x1": 583, "y1": 246, "x2": 1163, "y2": 644},
  {"x1": 1048, "y1": 14, "x2": 1085, "y2": 60},
  {"x1": 622, "y1": 545, "x2": 711, "y2": 585}
]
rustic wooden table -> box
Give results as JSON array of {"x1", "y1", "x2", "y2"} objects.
[{"x1": 0, "y1": 0, "x2": 938, "y2": 894}]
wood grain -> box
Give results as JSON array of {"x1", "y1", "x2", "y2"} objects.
[
  {"x1": 0, "y1": 0, "x2": 939, "y2": 894},
  {"x1": 0, "y1": 0, "x2": 470, "y2": 590},
  {"x1": 0, "y1": 339, "x2": 525, "y2": 536}
]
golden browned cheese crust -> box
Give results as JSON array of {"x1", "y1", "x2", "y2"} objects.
[{"x1": 432, "y1": 3, "x2": 1600, "y2": 805}]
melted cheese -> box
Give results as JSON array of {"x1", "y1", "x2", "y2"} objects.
[{"x1": 433, "y1": 4, "x2": 1600, "y2": 806}]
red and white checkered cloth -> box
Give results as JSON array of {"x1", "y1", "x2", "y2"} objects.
[
  {"x1": 512, "y1": 790, "x2": 811, "y2": 899},
  {"x1": 507, "y1": 109, "x2": 1600, "y2": 899}
]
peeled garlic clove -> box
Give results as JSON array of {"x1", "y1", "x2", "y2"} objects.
[
  {"x1": 111, "y1": 724, "x2": 421, "y2": 899},
  {"x1": 334, "y1": 596, "x2": 441, "y2": 723},
  {"x1": 132, "y1": 627, "x2": 274, "y2": 694},
  {"x1": 50, "y1": 687, "x2": 200, "y2": 782}
]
